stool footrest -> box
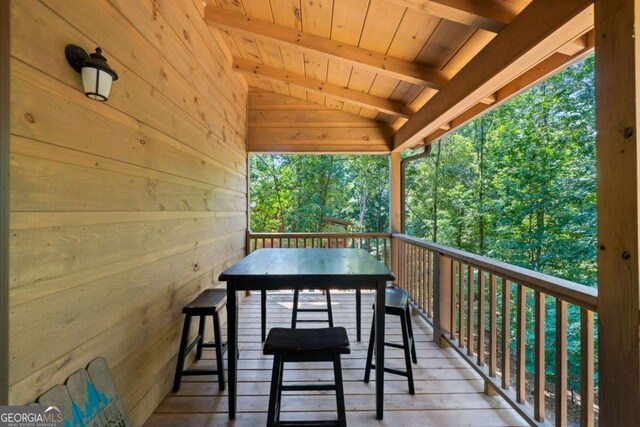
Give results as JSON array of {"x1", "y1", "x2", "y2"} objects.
[
  {"x1": 296, "y1": 308, "x2": 330, "y2": 312},
  {"x1": 281, "y1": 384, "x2": 336, "y2": 392},
  {"x1": 384, "y1": 341, "x2": 405, "y2": 349},
  {"x1": 368, "y1": 364, "x2": 409, "y2": 378},
  {"x1": 295, "y1": 319, "x2": 331, "y2": 323},
  {"x1": 275, "y1": 421, "x2": 340, "y2": 426},
  {"x1": 184, "y1": 335, "x2": 203, "y2": 355},
  {"x1": 181, "y1": 369, "x2": 221, "y2": 376},
  {"x1": 202, "y1": 342, "x2": 228, "y2": 353}
]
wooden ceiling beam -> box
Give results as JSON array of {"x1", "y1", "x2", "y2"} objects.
[
  {"x1": 391, "y1": 0, "x2": 587, "y2": 55},
  {"x1": 424, "y1": 32, "x2": 594, "y2": 145},
  {"x1": 234, "y1": 58, "x2": 413, "y2": 118},
  {"x1": 204, "y1": 6, "x2": 447, "y2": 89},
  {"x1": 394, "y1": 0, "x2": 594, "y2": 152},
  {"x1": 387, "y1": 0, "x2": 515, "y2": 33}
]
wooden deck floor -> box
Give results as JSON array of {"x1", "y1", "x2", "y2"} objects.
[{"x1": 144, "y1": 292, "x2": 527, "y2": 427}]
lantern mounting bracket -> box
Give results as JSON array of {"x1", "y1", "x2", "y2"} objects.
[{"x1": 65, "y1": 44, "x2": 88, "y2": 73}]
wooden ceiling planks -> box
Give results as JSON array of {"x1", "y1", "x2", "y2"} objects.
[{"x1": 204, "y1": 0, "x2": 594, "y2": 154}]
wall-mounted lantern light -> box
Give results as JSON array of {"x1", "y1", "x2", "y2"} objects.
[{"x1": 65, "y1": 45, "x2": 118, "y2": 101}]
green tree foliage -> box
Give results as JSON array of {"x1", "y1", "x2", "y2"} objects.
[
  {"x1": 250, "y1": 155, "x2": 389, "y2": 232},
  {"x1": 406, "y1": 56, "x2": 596, "y2": 399}
]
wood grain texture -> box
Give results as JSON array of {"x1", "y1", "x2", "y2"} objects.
[
  {"x1": 394, "y1": 0, "x2": 594, "y2": 150},
  {"x1": 248, "y1": 90, "x2": 393, "y2": 153},
  {"x1": 595, "y1": 0, "x2": 640, "y2": 425},
  {"x1": 0, "y1": 0, "x2": 8, "y2": 407},
  {"x1": 143, "y1": 292, "x2": 528, "y2": 426},
  {"x1": 8, "y1": 3, "x2": 247, "y2": 427}
]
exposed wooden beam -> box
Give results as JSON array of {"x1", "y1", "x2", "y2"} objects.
[
  {"x1": 595, "y1": 0, "x2": 640, "y2": 425},
  {"x1": 394, "y1": 0, "x2": 594, "y2": 151},
  {"x1": 204, "y1": 6, "x2": 447, "y2": 89},
  {"x1": 387, "y1": 0, "x2": 515, "y2": 33},
  {"x1": 424, "y1": 30, "x2": 594, "y2": 144},
  {"x1": 234, "y1": 58, "x2": 412, "y2": 118},
  {"x1": 391, "y1": 0, "x2": 587, "y2": 56}
]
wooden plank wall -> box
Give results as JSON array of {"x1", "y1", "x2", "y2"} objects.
[
  {"x1": 8, "y1": 1, "x2": 248, "y2": 424},
  {"x1": 248, "y1": 89, "x2": 392, "y2": 153},
  {"x1": 1, "y1": 0, "x2": 10, "y2": 406}
]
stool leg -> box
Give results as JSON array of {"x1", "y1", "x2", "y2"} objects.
[
  {"x1": 195, "y1": 315, "x2": 205, "y2": 361},
  {"x1": 326, "y1": 290, "x2": 334, "y2": 327},
  {"x1": 261, "y1": 290, "x2": 267, "y2": 342},
  {"x1": 333, "y1": 355, "x2": 347, "y2": 427},
  {"x1": 266, "y1": 355, "x2": 283, "y2": 427},
  {"x1": 400, "y1": 310, "x2": 415, "y2": 394},
  {"x1": 406, "y1": 305, "x2": 418, "y2": 363},
  {"x1": 213, "y1": 311, "x2": 225, "y2": 391},
  {"x1": 172, "y1": 314, "x2": 192, "y2": 393},
  {"x1": 356, "y1": 289, "x2": 362, "y2": 342},
  {"x1": 364, "y1": 314, "x2": 375, "y2": 383},
  {"x1": 291, "y1": 289, "x2": 300, "y2": 328}
]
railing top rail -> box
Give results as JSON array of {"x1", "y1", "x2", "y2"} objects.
[
  {"x1": 248, "y1": 232, "x2": 391, "y2": 238},
  {"x1": 393, "y1": 233, "x2": 598, "y2": 312}
]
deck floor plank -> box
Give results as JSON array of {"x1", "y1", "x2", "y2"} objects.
[{"x1": 144, "y1": 292, "x2": 528, "y2": 426}]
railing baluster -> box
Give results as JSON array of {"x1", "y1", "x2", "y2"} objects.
[
  {"x1": 502, "y1": 279, "x2": 511, "y2": 389},
  {"x1": 459, "y1": 262, "x2": 465, "y2": 348},
  {"x1": 451, "y1": 261, "x2": 457, "y2": 340},
  {"x1": 489, "y1": 274, "x2": 497, "y2": 377},
  {"x1": 580, "y1": 309, "x2": 594, "y2": 427},
  {"x1": 517, "y1": 285, "x2": 526, "y2": 404},
  {"x1": 423, "y1": 249, "x2": 428, "y2": 315},
  {"x1": 477, "y1": 270, "x2": 486, "y2": 366},
  {"x1": 555, "y1": 300, "x2": 568, "y2": 427},
  {"x1": 467, "y1": 265, "x2": 474, "y2": 356},
  {"x1": 534, "y1": 291, "x2": 546, "y2": 421},
  {"x1": 427, "y1": 251, "x2": 432, "y2": 317}
]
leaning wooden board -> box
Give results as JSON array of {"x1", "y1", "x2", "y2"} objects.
[{"x1": 37, "y1": 358, "x2": 133, "y2": 427}]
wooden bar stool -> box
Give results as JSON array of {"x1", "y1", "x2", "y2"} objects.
[
  {"x1": 291, "y1": 289, "x2": 334, "y2": 328},
  {"x1": 264, "y1": 327, "x2": 350, "y2": 427},
  {"x1": 364, "y1": 287, "x2": 417, "y2": 394},
  {"x1": 172, "y1": 288, "x2": 227, "y2": 393}
]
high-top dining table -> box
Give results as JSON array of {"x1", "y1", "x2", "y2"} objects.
[{"x1": 219, "y1": 248, "x2": 395, "y2": 420}]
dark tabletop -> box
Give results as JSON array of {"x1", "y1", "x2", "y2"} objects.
[{"x1": 219, "y1": 248, "x2": 395, "y2": 282}]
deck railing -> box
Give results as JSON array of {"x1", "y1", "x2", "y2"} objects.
[
  {"x1": 246, "y1": 232, "x2": 391, "y2": 267},
  {"x1": 246, "y1": 231, "x2": 598, "y2": 426},
  {"x1": 394, "y1": 233, "x2": 598, "y2": 427}
]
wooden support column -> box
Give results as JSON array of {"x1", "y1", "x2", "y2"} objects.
[
  {"x1": 0, "y1": 0, "x2": 9, "y2": 405},
  {"x1": 596, "y1": 0, "x2": 640, "y2": 424},
  {"x1": 390, "y1": 152, "x2": 401, "y2": 283}
]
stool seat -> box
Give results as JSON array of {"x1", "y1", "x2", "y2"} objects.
[
  {"x1": 264, "y1": 327, "x2": 350, "y2": 355},
  {"x1": 182, "y1": 288, "x2": 226, "y2": 315},
  {"x1": 384, "y1": 287, "x2": 408, "y2": 310},
  {"x1": 265, "y1": 327, "x2": 349, "y2": 426}
]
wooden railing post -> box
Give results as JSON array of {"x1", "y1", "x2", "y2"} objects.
[{"x1": 433, "y1": 252, "x2": 452, "y2": 347}]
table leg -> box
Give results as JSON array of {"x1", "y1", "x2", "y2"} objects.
[
  {"x1": 261, "y1": 290, "x2": 267, "y2": 342},
  {"x1": 375, "y1": 281, "x2": 385, "y2": 420},
  {"x1": 227, "y1": 286, "x2": 238, "y2": 419},
  {"x1": 356, "y1": 289, "x2": 362, "y2": 342}
]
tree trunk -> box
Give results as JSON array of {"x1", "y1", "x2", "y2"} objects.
[{"x1": 433, "y1": 140, "x2": 442, "y2": 243}]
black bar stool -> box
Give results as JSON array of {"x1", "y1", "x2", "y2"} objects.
[
  {"x1": 173, "y1": 288, "x2": 227, "y2": 392},
  {"x1": 364, "y1": 287, "x2": 417, "y2": 394},
  {"x1": 291, "y1": 289, "x2": 334, "y2": 328},
  {"x1": 264, "y1": 327, "x2": 350, "y2": 427}
]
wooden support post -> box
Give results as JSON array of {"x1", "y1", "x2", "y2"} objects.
[
  {"x1": 0, "y1": 0, "x2": 9, "y2": 405},
  {"x1": 390, "y1": 152, "x2": 401, "y2": 284},
  {"x1": 595, "y1": 0, "x2": 640, "y2": 425},
  {"x1": 433, "y1": 252, "x2": 452, "y2": 347}
]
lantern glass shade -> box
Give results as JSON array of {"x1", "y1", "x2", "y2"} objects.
[{"x1": 81, "y1": 66, "x2": 113, "y2": 101}]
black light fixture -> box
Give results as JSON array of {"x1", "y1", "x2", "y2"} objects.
[{"x1": 65, "y1": 44, "x2": 118, "y2": 101}]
